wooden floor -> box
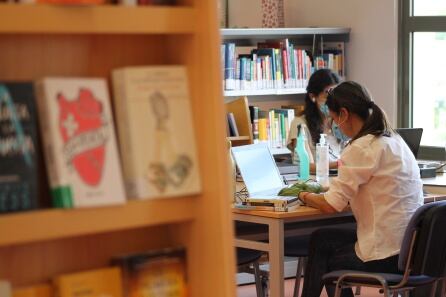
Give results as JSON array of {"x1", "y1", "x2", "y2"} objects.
[{"x1": 237, "y1": 278, "x2": 383, "y2": 297}]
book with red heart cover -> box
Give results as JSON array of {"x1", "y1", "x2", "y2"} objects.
[{"x1": 35, "y1": 78, "x2": 126, "y2": 208}]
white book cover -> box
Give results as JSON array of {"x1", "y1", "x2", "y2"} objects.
[
  {"x1": 35, "y1": 78, "x2": 126, "y2": 208},
  {"x1": 112, "y1": 65, "x2": 201, "y2": 200}
]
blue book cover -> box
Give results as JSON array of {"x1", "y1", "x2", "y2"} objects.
[{"x1": 0, "y1": 82, "x2": 41, "y2": 213}]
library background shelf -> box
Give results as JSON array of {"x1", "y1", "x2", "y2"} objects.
[
  {"x1": 221, "y1": 27, "x2": 350, "y2": 153},
  {"x1": 0, "y1": 2, "x2": 236, "y2": 296}
]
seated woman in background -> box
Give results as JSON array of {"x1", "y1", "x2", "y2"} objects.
[
  {"x1": 287, "y1": 68, "x2": 347, "y2": 171},
  {"x1": 297, "y1": 81, "x2": 423, "y2": 297}
]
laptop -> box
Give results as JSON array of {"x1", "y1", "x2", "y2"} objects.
[
  {"x1": 395, "y1": 128, "x2": 423, "y2": 158},
  {"x1": 396, "y1": 128, "x2": 438, "y2": 178},
  {"x1": 231, "y1": 143, "x2": 295, "y2": 199}
]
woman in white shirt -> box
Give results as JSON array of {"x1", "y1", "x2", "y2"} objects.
[
  {"x1": 298, "y1": 81, "x2": 423, "y2": 297},
  {"x1": 287, "y1": 69, "x2": 347, "y2": 171}
]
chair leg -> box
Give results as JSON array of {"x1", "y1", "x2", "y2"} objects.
[
  {"x1": 253, "y1": 261, "x2": 265, "y2": 297},
  {"x1": 430, "y1": 280, "x2": 438, "y2": 297},
  {"x1": 293, "y1": 257, "x2": 305, "y2": 297},
  {"x1": 442, "y1": 278, "x2": 446, "y2": 297}
]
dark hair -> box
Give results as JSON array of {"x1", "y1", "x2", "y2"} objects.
[
  {"x1": 302, "y1": 69, "x2": 340, "y2": 145},
  {"x1": 326, "y1": 81, "x2": 392, "y2": 143}
]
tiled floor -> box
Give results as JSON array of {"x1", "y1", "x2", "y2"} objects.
[{"x1": 237, "y1": 278, "x2": 383, "y2": 297}]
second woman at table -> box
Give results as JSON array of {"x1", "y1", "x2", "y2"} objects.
[{"x1": 287, "y1": 68, "x2": 347, "y2": 171}]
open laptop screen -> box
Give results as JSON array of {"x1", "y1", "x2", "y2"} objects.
[
  {"x1": 231, "y1": 143, "x2": 284, "y2": 195},
  {"x1": 396, "y1": 128, "x2": 423, "y2": 158}
]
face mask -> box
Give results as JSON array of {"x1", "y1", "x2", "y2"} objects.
[
  {"x1": 320, "y1": 103, "x2": 329, "y2": 116},
  {"x1": 332, "y1": 121, "x2": 350, "y2": 143}
]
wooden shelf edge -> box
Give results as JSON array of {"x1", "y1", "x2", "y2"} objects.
[
  {"x1": 0, "y1": 4, "x2": 196, "y2": 34},
  {"x1": 228, "y1": 136, "x2": 250, "y2": 141},
  {"x1": 0, "y1": 195, "x2": 197, "y2": 247}
]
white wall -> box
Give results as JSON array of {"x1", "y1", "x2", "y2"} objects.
[
  {"x1": 228, "y1": 0, "x2": 398, "y2": 125},
  {"x1": 286, "y1": 0, "x2": 398, "y2": 125},
  {"x1": 228, "y1": 0, "x2": 262, "y2": 27}
]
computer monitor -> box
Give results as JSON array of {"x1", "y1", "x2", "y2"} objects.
[{"x1": 396, "y1": 128, "x2": 423, "y2": 158}]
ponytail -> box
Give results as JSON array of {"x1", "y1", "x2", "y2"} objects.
[
  {"x1": 326, "y1": 81, "x2": 393, "y2": 143},
  {"x1": 353, "y1": 101, "x2": 392, "y2": 142}
]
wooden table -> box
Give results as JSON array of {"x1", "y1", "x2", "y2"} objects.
[
  {"x1": 423, "y1": 173, "x2": 446, "y2": 194},
  {"x1": 233, "y1": 191, "x2": 446, "y2": 297}
]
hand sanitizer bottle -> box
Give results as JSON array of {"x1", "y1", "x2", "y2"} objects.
[
  {"x1": 296, "y1": 124, "x2": 310, "y2": 181},
  {"x1": 316, "y1": 133, "x2": 329, "y2": 187}
]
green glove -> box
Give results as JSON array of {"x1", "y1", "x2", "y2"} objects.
[{"x1": 278, "y1": 180, "x2": 324, "y2": 197}]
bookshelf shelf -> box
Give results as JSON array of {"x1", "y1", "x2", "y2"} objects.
[
  {"x1": 0, "y1": 4, "x2": 196, "y2": 34},
  {"x1": 221, "y1": 27, "x2": 350, "y2": 41},
  {"x1": 228, "y1": 136, "x2": 250, "y2": 141},
  {"x1": 224, "y1": 87, "x2": 306, "y2": 97},
  {"x1": 0, "y1": 197, "x2": 197, "y2": 247}
]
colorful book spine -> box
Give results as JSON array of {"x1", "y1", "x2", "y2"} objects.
[{"x1": 0, "y1": 83, "x2": 41, "y2": 213}]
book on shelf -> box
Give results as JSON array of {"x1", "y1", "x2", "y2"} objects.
[
  {"x1": 227, "y1": 112, "x2": 239, "y2": 137},
  {"x1": 223, "y1": 43, "x2": 236, "y2": 90},
  {"x1": 53, "y1": 267, "x2": 122, "y2": 297},
  {"x1": 112, "y1": 65, "x2": 201, "y2": 200},
  {"x1": 0, "y1": 83, "x2": 44, "y2": 214},
  {"x1": 13, "y1": 284, "x2": 52, "y2": 297},
  {"x1": 321, "y1": 41, "x2": 345, "y2": 77},
  {"x1": 35, "y1": 78, "x2": 126, "y2": 209},
  {"x1": 248, "y1": 106, "x2": 259, "y2": 143},
  {"x1": 112, "y1": 247, "x2": 187, "y2": 297}
]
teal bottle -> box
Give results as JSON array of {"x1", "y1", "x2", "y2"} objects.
[{"x1": 296, "y1": 124, "x2": 310, "y2": 181}]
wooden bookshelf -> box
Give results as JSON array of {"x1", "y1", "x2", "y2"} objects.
[
  {"x1": 228, "y1": 136, "x2": 250, "y2": 141},
  {"x1": 0, "y1": 196, "x2": 196, "y2": 247},
  {"x1": 0, "y1": 2, "x2": 235, "y2": 296},
  {"x1": 225, "y1": 96, "x2": 253, "y2": 146},
  {"x1": 0, "y1": 4, "x2": 196, "y2": 34}
]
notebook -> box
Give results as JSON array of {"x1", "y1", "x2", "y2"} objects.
[{"x1": 231, "y1": 143, "x2": 294, "y2": 200}]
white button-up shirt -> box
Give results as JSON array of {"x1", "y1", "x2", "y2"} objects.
[{"x1": 324, "y1": 134, "x2": 423, "y2": 262}]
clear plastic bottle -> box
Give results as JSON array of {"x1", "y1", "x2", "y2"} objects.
[
  {"x1": 296, "y1": 124, "x2": 310, "y2": 181},
  {"x1": 316, "y1": 133, "x2": 329, "y2": 187}
]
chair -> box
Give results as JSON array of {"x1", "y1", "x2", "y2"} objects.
[
  {"x1": 284, "y1": 235, "x2": 311, "y2": 297},
  {"x1": 237, "y1": 247, "x2": 266, "y2": 297},
  {"x1": 323, "y1": 201, "x2": 446, "y2": 297}
]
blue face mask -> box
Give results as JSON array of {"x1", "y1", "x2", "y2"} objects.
[
  {"x1": 320, "y1": 103, "x2": 329, "y2": 116},
  {"x1": 332, "y1": 122, "x2": 350, "y2": 143}
]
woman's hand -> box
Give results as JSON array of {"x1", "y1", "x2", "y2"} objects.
[{"x1": 299, "y1": 192, "x2": 337, "y2": 213}]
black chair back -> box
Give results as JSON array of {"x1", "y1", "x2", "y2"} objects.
[
  {"x1": 411, "y1": 201, "x2": 446, "y2": 277},
  {"x1": 398, "y1": 202, "x2": 437, "y2": 271}
]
